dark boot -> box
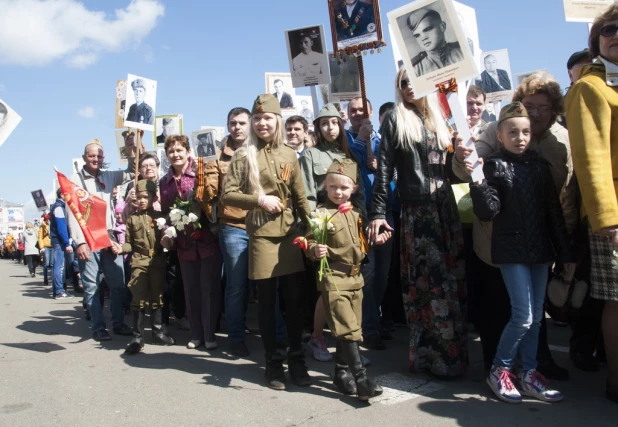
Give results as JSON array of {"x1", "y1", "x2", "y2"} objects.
[
  {"x1": 288, "y1": 349, "x2": 312, "y2": 386},
  {"x1": 333, "y1": 341, "x2": 356, "y2": 395},
  {"x1": 339, "y1": 340, "x2": 383, "y2": 401},
  {"x1": 126, "y1": 311, "x2": 145, "y2": 354},
  {"x1": 151, "y1": 308, "x2": 175, "y2": 346},
  {"x1": 265, "y1": 352, "x2": 287, "y2": 390}
]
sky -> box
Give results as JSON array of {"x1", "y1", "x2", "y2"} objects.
[{"x1": 0, "y1": 0, "x2": 592, "y2": 222}]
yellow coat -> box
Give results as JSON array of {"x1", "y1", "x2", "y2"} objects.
[
  {"x1": 566, "y1": 62, "x2": 618, "y2": 232},
  {"x1": 37, "y1": 222, "x2": 51, "y2": 249}
]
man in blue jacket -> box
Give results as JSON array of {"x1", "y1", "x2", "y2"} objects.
[{"x1": 49, "y1": 188, "x2": 74, "y2": 299}]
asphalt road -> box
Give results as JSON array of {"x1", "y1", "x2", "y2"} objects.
[{"x1": 0, "y1": 259, "x2": 615, "y2": 426}]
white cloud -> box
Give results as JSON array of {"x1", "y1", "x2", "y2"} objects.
[
  {"x1": 77, "y1": 106, "x2": 95, "y2": 118},
  {"x1": 0, "y1": 0, "x2": 165, "y2": 67}
]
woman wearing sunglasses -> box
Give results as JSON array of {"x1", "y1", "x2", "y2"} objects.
[
  {"x1": 566, "y1": 3, "x2": 618, "y2": 403},
  {"x1": 367, "y1": 67, "x2": 468, "y2": 378}
]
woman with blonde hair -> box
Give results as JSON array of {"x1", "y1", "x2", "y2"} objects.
[
  {"x1": 23, "y1": 222, "x2": 39, "y2": 278},
  {"x1": 222, "y1": 94, "x2": 312, "y2": 390},
  {"x1": 566, "y1": 2, "x2": 618, "y2": 402},
  {"x1": 368, "y1": 67, "x2": 468, "y2": 378}
]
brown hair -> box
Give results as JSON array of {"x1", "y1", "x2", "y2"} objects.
[
  {"x1": 164, "y1": 135, "x2": 190, "y2": 154},
  {"x1": 315, "y1": 116, "x2": 356, "y2": 161},
  {"x1": 589, "y1": 3, "x2": 618, "y2": 58},
  {"x1": 467, "y1": 85, "x2": 486, "y2": 102},
  {"x1": 512, "y1": 71, "x2": 564, "y2": 115},
  {"x1": 285, "y1": 115, "x2": 309, "y2": 132}
]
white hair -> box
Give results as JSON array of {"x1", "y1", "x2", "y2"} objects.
[{"x1": 393, "y1": 67, "x2": 451, "y2": 151}]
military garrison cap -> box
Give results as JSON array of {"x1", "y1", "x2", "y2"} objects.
[
  {"x1": 313, "y1": 103, "x2": 342, "y2": 125},
  {"x1": 498, "y1": 102, "x2": 528, "y2": 126},
  {"x1": 136, "y1": 179, "x2": 157, "y2": 194},
  {"x1": 131, "y1": 79, "x2": 146, "y2": 90},
  {"x1": 252, "y1": 94, "x2": 281, "y2": 116},
  {"x1": 407, "y1": 8, "x2": 441, "y2": 33},
  {"x1": 327, "y1": 158, "x2": 357, "y2": 184}
]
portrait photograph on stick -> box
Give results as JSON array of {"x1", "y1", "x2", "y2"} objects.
[
  {"x1": 123, "y1": 73, "x2": 157, "y2": 132},
  {"x1": 388, "y1": 0, "x2": 478, "y2": 98},
  {"x1": 190, "y1": 130, "x2": 217, "y2": 160},
  {"x1": 0, "y1": 98, "x2": 22, "y2": 149},
  {"x1": 329, "y1": 0, "x2": 381, "y2": 50},
  {"x1": 328, "y1": 52, "x2": 361, "y2": 102},
  {"x1": 156, "y1": 148, "x2": 171, "y2": 178},
  {"x1": 475, "y1": 48, "x2": 514, "y2": 103},
  {"x1": 154, "y1": 114, "x2": 183, "y2": 146},
  {"x1": 31, "y1": 189, "x2": 48, "y2": 211},
  {"x1": 285, "y1": 25, "x2": 330, "y2": 88},
  {"x1": 114, "y1": 79, "x2": 127, "y2": 129},
  {"x1": 265, "y1": 73, "x2": 297, "y2": 110},
  {"x1": 453, "y1": 1, "x2": 480, "y2": 70},
  {"x1": 115, "y1": 129, "x2": 132, "y2": 166}
]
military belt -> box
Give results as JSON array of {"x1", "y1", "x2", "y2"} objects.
[
  {"x1": 328, "y1": 261, "x2": 362, "y2": 277},
  {"x1": 134, "y1": 247, "x2": 157, "y2": 257}
]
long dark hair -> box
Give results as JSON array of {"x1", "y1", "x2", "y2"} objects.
[{"x1": 315, "y1": 116, "x2": 357, "y2": 162}]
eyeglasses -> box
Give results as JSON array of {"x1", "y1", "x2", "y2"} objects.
[
  {"x1": 600, "y1": 24, "x2": 618, "y2": 37},
  {"x1": 523, "y1": 104, "x2": 552, "y2": 116},
  {"x1": 400, "y1": 79, "x2": 410, "y2": 89},
  {"x1": 141, "y1": 164, "x2": 158, "y2": 169}
]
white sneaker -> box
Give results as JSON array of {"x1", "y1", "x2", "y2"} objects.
[
  {"x1": 187, "y1": 340, "x2": 202, "y2": 349},
  {"x1": 176, "y1": 317, "x2": 191, "y2": 331},
  {"x1": 487, "y1": 365, "x2": 522, "y2": 404},
  {"x1": 205, "y1": 341, "x2": 218, "y2": 350},
  {"x1": 308, "y1": 336, "x2": 332, "y2": 362},
  {"x1": 517, "y1": 369, "x2": 564, "y2": 402}
]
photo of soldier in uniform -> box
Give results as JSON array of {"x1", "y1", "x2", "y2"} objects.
[
  {"x1": 31, "y1": 190, "x2": 48, "y2": 211},
  {"x1": 191, "y1": 130, "x2": 217, "y2": 160},
  {"x1": 328, "y1": 52, "x2": 361, "y2": 102},
  {"x1": 265, "y1": 73, "x2": 297, "y2": 110},
  {"x1": 475, "y1": 49, "x2": 514, "y2": 103},
  {"x1": 388, "y1": 0, "x2": 478, "y2": 98},
  {"x1": 297, "y1": 97, "x2": 315, "y2": 122},
  {"x1": 329, "y1": 0, "x2": 380, "y2": 50},
  {"x1": 0, "y1": 98, "x2": 22, "y2": 149},
  {"x1": 286, "y1": 25, "x2": 330, "y2": 88},
  {"x1": 154, "y1": 115, "x2": 183, "y2": 146},
  {"x1": 123, "y1": 74, "x2": 157, "y2": 132}
]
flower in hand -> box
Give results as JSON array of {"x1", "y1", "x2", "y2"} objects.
[
  {"x1": 293, "y1": 236, "x2": 308, "y2": 250},
  {"x1": 337, "y1": 202, "x2": 353, "y2": 214},
  {"x1": 164, "y1": 227, "x2": 177, "y2": 239},
  {"x1": 156, "y1": 218, "x2": 167, "y2": 230}
]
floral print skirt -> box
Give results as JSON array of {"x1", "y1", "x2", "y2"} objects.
[{"x1": 401, "y1": 186, "x2": 468, "y2": 377}]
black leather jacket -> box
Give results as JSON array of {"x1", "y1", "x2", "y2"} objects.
[
  {"x1": 470, "y1": 149, "x2": 574, "y2": 265},
  {"x1": 371, "y1": 110, "x2": 460, "y2": 219}
]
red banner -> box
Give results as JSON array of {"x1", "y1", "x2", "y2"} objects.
[{"x1": 55, "y1": 170, "x2": 111, "y2": 252}]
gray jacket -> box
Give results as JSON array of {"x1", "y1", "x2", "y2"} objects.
[{"x1": 22, "y1": 229, "x2": 39, "y2": 256}]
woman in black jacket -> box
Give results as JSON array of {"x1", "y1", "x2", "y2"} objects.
[
  {"x1": 470, "y1": 102, "x2": 575, "y2": 404},
  {"x1": 368, "y1": 67, "x2": 467, "y2": 378}
]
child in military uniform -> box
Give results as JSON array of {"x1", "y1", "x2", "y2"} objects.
[
  {"x1": 305, "y1": 158, "x2": 389, "y2": 401},
  {"x1": 111, "y1": 179, "x2": 175, "y2": 353}
]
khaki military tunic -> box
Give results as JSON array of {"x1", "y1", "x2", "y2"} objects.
[
  {"x1": 306, "y1": 202, "x2": 365, "y2": 341},
  {"x1": 413, "y1": 42, "x2": 464, "y2": 78},
  {"x1": 121, "y1": 209, "x2": 166, "y2": 310},
  {"x1": 299, "y1": 144, "x2": 367, "y2": 221},
  {"x1": 222, "y1": 140, "x2": 311, "y2": 280}
]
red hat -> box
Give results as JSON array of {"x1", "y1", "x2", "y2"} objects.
[{"x1": 42, "y1": 214, "x2": 50, "y2": 220}]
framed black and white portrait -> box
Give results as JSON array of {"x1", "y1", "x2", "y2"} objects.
[
  {"x1": 0, "y1": 98, "x2": 22, "y2": 149},
  {"x1": 476, "y1": 49, "x2": 513, "y2": 103},
  {"x1": 156, "y1": 148, "x2": 171, "y2": 178},
  {"x1": 265, "y1": 73, "x2": 297, "y2": 110},
  {"x1": 329, "y1": 0, "x2": 382, "y2": 51},
  {"x1": 285, "y1": 25, "x2": 331, "y2": 88},
  {"x1": 388, "y1": 0, "x2": 478, "y2": 98},
  {"x1": 123, "y1": 73, "x2": 157, "y2": 132},
  {"x1": 115, "y1": 129, "x2": 130, "y2": 166},
  {"x1": 191, "y1": 130, "x2": 217, "y2": 161},
  {"x1": 154, "y1": 114, "x2": 183, "y2": 147},
  {"x1": 31, "y1": 189, "x2": 48, "y2": 211},
  {"x1": 328, "y1": 52, "x2": 361, "y2": 102}
]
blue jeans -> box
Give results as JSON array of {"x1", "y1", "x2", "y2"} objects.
[
  {"x1": 52, "y1": 244, "x2": 66, "y2": 296},
  {"x1": 361, "y1": 222, "x2": 394, "y2": 337},
  {"x1": 78, "y1": 249, "x2": 126, "y2": 332},
  {"x1": 42, "y1": 247, "x2": 52, "y2": 284},
  {"x1": 494, "y1": 263, "x2": 549, "y2": 370},
  {"x1": 220, "y1": 224, "x2": 251, "y2": 343}
]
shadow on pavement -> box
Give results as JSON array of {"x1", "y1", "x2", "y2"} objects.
[{"x1": 0, "y1": 342, "x2": 66, "y2": 353}]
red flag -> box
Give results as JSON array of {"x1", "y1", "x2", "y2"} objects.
[{"x1": 55, "y1": 170, "x2": 111, "y2": 252}]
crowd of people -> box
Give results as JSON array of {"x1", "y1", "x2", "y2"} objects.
[{"x1": 4, "y1": 3, "x2": 618, "y2": 406}]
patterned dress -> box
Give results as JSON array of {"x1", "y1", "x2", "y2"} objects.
[{"x1": 400, "y1": 132, "x2": 468, "y2": 377}]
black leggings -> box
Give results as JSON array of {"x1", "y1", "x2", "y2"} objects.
[
  {"x1": 25, "y1": 255, "x2": 38, "y2": 275},
  {"x1": 256, "y1": 273, "x2": 304, "y2": 354}
]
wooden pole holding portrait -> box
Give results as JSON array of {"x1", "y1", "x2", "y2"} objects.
[{"x1": 134, "y1": 129, "x2": 140, "y2": 190}]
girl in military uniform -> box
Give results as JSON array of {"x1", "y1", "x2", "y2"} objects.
[
  {"x1": 305, "y1": 158, "x2": 389, "y2": 401},
  {"x1": 111, "y1": 179, "x2": 175, "y2": 354},
  {"x1": 222, "y1": 94, "x2": 312, "y2": 390}
]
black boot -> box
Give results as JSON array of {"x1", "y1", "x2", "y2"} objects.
[
  {"x1": 151, "y1": 308, "x2": 175, "y2": 346},
  {"x1": 333, "y1": 341, "x2": 356, "y2": 395},
  {"x1": 339, "y1": 340, "x2": 383, "y2": 401},
  {"x1": 126, "y1": 311, "x2": 145, "y2": 354},
  {"x1": 288, "y1": 349, "x2": 312, "y2": 386},
  {"x1": 265, "y1": 352, "x2": 287, "y2": 390}
]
